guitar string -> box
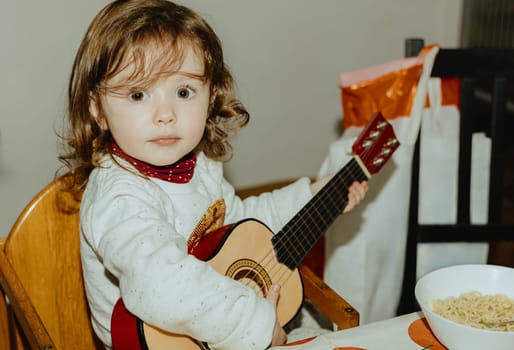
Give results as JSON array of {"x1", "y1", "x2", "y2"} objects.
[
  {"x1": 271, "y1": 166, "x2": 354, "y2": 273},
  {"x1": 238, "y1": 136, "x2": 378, "y2": 295},
  {"x1": 234, "y1": 119, "x2": 397, "y2": 295},
  {"x1": 265, "y1": 161, "x2": 361, "y2": 291},
  {"x1": 238, "y1": 168, "x2": 356, "y2": 297},
  {"x1": 270, "y1": 124, "x2": 397, "y2": 283},
  {"x1": 280, "y1": 166, "x2": 356, "y2": 264},
  {"x1": 273, "y1": 129, "x2": 398, "y2": 283},
  {"x1": 248, "y1": 157, "x2": 365, "y2": 295},
  {"x1": 236, "y1": 139, "x2": 379, "y2": 295}
]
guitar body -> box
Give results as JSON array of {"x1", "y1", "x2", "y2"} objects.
[{"x1": 112, "y1": 219, "x2": 303, "y2": 350}]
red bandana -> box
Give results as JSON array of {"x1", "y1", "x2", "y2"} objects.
[{"x1": 111, "y1": 142, "x2": 197, "y2": 183}]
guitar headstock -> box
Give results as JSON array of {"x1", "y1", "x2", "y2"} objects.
[{"x1": 351, "y1": 112, "x2": 400, "y2": 176}]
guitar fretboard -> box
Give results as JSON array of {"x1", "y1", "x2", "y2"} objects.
[{"x1": 271, "y1": 158, "x2": 368, "y2": 270}]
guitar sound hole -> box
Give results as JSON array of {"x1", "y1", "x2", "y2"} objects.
[{"x1": 225, "y1": 259, "x2": 272, "y2": 297}]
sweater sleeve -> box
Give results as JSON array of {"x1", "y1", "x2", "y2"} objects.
[
  {"x1": 195, "y1": 154, "x2": 314, "y2": 232},
  {"x1": 81, "y1": 170, "x2": 275, "y2": 350},
  {"x1": 224, "y1": 177, "x2": 313, "y2": 233}
]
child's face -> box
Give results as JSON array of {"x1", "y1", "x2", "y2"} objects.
[{"x1": 92, "y1": 47, "x2": 210, "y2": 166}]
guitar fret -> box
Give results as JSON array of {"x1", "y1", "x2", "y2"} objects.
[{"x1": 273, "y1": 158, "x2": 365, "y2": 269}]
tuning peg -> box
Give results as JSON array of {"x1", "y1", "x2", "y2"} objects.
[
  {"x1": 362, "y1": 140, "x2": 373, "y2": 149},
  {"x1": 369, "y1": 130, "x2": 381, "y2": 139},
  {"x1": 373, "y1": 157, "x2": 385, "y2": 166},
  {"x1": 380, "y1": 148, "x2": 392, "y2": 156},
  {"x1": 376, "y1": 121, "x2": 387, "y2": 129},
  {"x1": 386, "y1": 138, "x2": 399, "y2": 147}
]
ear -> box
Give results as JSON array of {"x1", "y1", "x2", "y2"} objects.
[{"x1": 89, "y1": 95, "x2": 108, "y2": 130}]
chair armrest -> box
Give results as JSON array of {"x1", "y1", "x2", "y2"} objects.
[
  {"x1": 300, "y1": 265, "x2": 359, "y2": 330},
  {"x1": 0, "y1": 247, "x2": 55, "y2": 349}
]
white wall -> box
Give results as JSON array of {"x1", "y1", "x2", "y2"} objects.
[{"x1": 0, "y1": 0, "x2": 462, "y2": 236}]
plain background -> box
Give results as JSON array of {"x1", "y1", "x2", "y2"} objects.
[{"x1": 0, "y1": 0, "x2": 462, "y2": 236}]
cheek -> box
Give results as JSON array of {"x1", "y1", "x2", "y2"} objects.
[
  {"x1": 107, "y1": 119, "x2": 140, "y2": 146},
  {"x1": 186, "y1": 102, "x2": 209, "y2": 133},
  {"x1": 103, "y1": 103, "x2": 147, "y2": 139},
  {"x1": 185, "y1": 115, "x2": 208, "y2": 147},
  {"x1": 191, "y1": 116, "x2": 208, "y2": 139}
]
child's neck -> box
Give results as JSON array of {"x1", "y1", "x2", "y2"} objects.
[{"x1": 111, "y1": 142, "x2": 197, "y2": 183}]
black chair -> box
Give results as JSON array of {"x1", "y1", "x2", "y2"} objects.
[{"x1": 397, "y1": 39, "x2": 514, "y2": 314}]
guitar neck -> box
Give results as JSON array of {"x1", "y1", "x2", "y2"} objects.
[{"x1": 272, "y1": 157, "x2": 368, "y2": 270}]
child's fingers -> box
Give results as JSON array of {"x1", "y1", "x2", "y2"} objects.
[
  {"x1": 352, "y1": 181, "x2": 368, "y2": 201},
  {"x1": 266, "y1": 284, "x2": 281, "y2": 306},
  {"x1": 266, "y1": 284, "x2": 287, "y2": 346},
  {"x1": 342, "y1": 181, "x2": 368, "y2": 213}
]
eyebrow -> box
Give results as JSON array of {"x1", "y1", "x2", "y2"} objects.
[{"x1": 175, "y1": 71, "x2": 206, "y2": 81}]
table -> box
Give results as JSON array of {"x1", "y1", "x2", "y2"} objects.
[{"x1": 272, "y1": 312, "x2": 448, "y2": 350}]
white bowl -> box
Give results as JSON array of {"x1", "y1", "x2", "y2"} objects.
[{"x1": 415, "y1": 264, "x2": 514, "y2": 350}]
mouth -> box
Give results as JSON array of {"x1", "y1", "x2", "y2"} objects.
[{"x1": 149, "y1": 136, "x2": 180, "y2": 146}]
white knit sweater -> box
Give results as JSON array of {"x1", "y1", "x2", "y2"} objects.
[{"x1": 80, "y1": 152, "x2": 312, "y2": 349}]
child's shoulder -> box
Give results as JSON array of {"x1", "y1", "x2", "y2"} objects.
[
  {"x1": 195, "y1": 151, "x2": 223, "y2": 176},
  {"x1": 85, "y1": 156, "x2": 157, "y2": 199}
]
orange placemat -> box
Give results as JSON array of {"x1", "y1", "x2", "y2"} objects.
[{"x1": 408, "y1": 317, "x2": 448, "y2": 350}]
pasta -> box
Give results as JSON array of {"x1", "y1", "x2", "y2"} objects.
[{"x1": 431, "y1": 291, "x2": 514, "y2": 332}]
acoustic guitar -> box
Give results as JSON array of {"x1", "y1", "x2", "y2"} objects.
[{"x1": 110, "y1": 112, "x2": 399, "y2": 350}]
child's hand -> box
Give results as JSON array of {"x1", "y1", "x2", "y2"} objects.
[
  {"x1": 310, "y1": 176, "x2": 368, "y2": 214},
  {"x1": 266, "y1": 284, "x2": 287, "y2": 347},
  {"x1": 342, "y1": 181, "x2": 368, "y2": 213}
]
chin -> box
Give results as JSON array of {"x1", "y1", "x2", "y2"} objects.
[
  {"x1": 152, "y1": 157, "x2": 182, "y2": 167},
  {"x1": 150, "y1": 160, "x2": 175, "y2": 167},
  {"x1": 143, "y1": 154, "x2": 181, "y2": 167}
]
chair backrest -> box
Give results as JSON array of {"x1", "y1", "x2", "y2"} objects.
[
  {"x1": 0, "y1": 175, "x2": 102, "y2": 349},
  {"x1": 397, "y1": 40, "x2": 514, "y2": 314}
]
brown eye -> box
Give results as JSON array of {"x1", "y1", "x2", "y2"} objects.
[
  {"x1": 129, "y1": 91, "x2": 148, "y2": 102},
  {"x1": 176, "y1": 86, "x2": 195, "y2": 99}
]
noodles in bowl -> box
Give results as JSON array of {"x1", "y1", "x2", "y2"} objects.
[
  {"x1": 432, "y1": 291, "x2": 514, "y2": 332},
  {"x1": 415, "y1": 264, "x2": 514, "y2": 350}
]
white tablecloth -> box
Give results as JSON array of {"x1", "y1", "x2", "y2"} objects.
[{"x1": 272, "y1": 312, "x2": 447, "y2": 350}]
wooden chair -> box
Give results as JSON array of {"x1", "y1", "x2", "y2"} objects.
[
  {"x1": 0, "y1": 175, "x2": 359, "y2": 350},
  {"x1": 397, "y1": 40, "x2": 514, "y2": 314},
  {"x1": 0, "y1": 174, "x2": 103, "y2": 350}
]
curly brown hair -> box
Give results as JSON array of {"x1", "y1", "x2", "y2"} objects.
[{"x1": 59, "y1": 0, "x2": 249, "y2": 195}]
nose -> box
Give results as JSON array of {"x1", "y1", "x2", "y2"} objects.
[{"x1": 154, "y1": 97, "x2": 176, "y2": 125}]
